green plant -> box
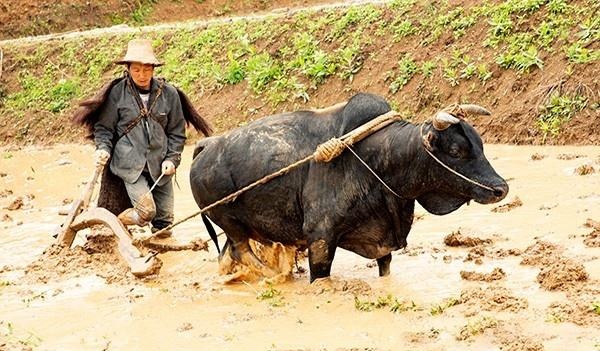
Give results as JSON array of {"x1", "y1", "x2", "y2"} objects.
[
  {"x1": 477, "y1": 63, "x2": 493, "y2": 81},
  {"x1": 328, "y1": 5, "x2": 382, "y2": 41},
  {"x1": 389, "y1": 55, "x2": 418, "y2": 93},
  {"x1": 443, "y1": 66, "x2": 460, "y2": 87},
  {"x1": 488, "y1": 10, "x2": 513, "y2": 42},
  {"x1": 131, "y1": 0, "x2": 158, "y2": 26},
  {"x1": 457, "y1": 316, "x2": 498, "y2": 340},
  {"x1": 222, "y1": 52, "x2": 246, "y2": 85},
  {"x1": 389, "y1": 19, "x2": 416, "y2": 40},
  {"x1": 48, "y1": 79, "x2": 79, "y2": 113},
  {"x1": 565, "y1": 42, "x2": 600, "y2": 64},
  {"x1": 430, "y1": 297, "x2": 460, "y2": 315},
  {"x1": 257, "y1": 283, "x2": 285, "y2": 307},
  {"x1": 578, "y1": 17, "x2": 600, "y2": 42},
  {"x1": 421, "y1": 60, "x2": 437, "y2": 78},
  {"x1": 537, "y1": 93, "x2": 587, "y2": 140},
  {"x1": 460, "y1": 62, "x2": 477, "y2": 79},
  {"x1": 591, "y1": 301, "x2": 600, "y2": 315},
  {"x1": 336, "y1": 44, "x2": 363, "y2": 81},
  {"x1": 289, "y1": 33, "x2": 336, "y2": 85},
  {"x1": 547, "y1": 0, "x2": 568, "y2": 14},
  {"x1": 389, "y1": 0, "x2": 416, "y2": 11},
  {"x1": 545, "y1": 312, "x2": 564, "y2": 323},
  {"x1": 354, "y1": 294, "x2": 418, "y2": 313},
  {"x1": 245, "y1": 53, "x2": 283, "y2": 93},
  {"x1": 496, "y1": 45, "x2": 543, "y2": 73}
]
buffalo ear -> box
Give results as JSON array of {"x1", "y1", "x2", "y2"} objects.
[{"x1": 423, "y1": 130, "x2": 435, "y2": 151}]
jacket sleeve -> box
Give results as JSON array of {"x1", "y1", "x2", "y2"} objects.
[
  {"x1": 93, "y1": 89, "x2": 119, "y2": 153},
  {"x1": 164, "y1": 87, "x2": 187, "y2": 167}
]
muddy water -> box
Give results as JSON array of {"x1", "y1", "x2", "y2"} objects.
[{"x1": 1, "y1": 144, "x2": 599, "y2": 351}]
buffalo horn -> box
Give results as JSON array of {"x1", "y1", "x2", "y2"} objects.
[
  {"x1": 459, "y1": 104, "x2": 491, "y2": 116},
  {"x1": 432, "y1": 111, "x2": 460, "y2": 130}
]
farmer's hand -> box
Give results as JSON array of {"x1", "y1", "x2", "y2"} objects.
[
  {"x1": 162, "y1": 160, "x2": 176, "y2": 176},
  {"x1": 94, "y1": 149, "x2": 110, "y2": 166}
]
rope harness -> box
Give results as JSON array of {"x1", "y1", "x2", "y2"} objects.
[
  {"x1": 147, "y1": 110, "x2": 494, "y2": 242},
  {"x1": 419, "y1": 123, "x2": 496, "y2": 193}
]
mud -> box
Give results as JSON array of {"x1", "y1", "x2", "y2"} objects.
[
  {"x1": 24, "y1": 228, "x2": 135, "y2": 285},
  {"x1": 302, "y1": 277, "x2": 372, "y2": 296},
  {"x1": 459, "y1": 286, "x2": 529, "y2": 313},
  {"x1": 460, "y1": 267, "x2": 506, "y2": 282},
  {"x1": 491, "y1": 196, "x2": 523, "y2": 213},
  {"x1": 443, "y1": 230, "x2": 493, "y2": 247},
  {"x1": 536, "y1": 258, "x2": 588, "y2": 291},
  {"x1": 520, "y1": 241, "x2": 563, "y2": 266},
  {"x1": 1, "y1": 144, "x2": 599, "y2": 350},
  {"x1": 583, "y1": 219, "x2": 600, "y2": 247}
]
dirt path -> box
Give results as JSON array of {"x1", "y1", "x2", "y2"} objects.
[
  {"x1": 0, "y1": 0, "x2": 391, "y2": 46},
  {"x1": 1, "y1": 143, "x2": 599, "y2": 350}
]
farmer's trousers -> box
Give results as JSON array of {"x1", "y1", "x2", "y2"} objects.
[{"x1": 123, "y1": 172, "x2": 174, "y2": 230}]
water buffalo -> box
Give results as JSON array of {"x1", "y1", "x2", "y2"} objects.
[{"x1": 190, "y1": 93, "x2": 508, "y2": 282}]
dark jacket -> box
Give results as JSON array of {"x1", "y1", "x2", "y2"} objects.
[{"x1": 94, "y1": 78, "x2": 186, "y2": 186}]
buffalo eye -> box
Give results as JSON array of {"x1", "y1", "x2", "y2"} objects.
[{"x1": 448, "y1": 145, "x2": 462, "y2": 158}]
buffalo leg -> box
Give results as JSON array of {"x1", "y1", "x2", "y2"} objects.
[
  {"x1": 217, "y1": 219, "x2": 277, "y2": 277},
  {"x1": 308, "y1": 238, "x2": 337, "y2": 282},
  {"x1": 376, "y1": 253, "x2": 392, "y2": 277}
]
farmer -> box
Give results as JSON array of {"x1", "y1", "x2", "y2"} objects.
[{"x1": 89, "y1": 39, "x2": 211, "y2": 237}]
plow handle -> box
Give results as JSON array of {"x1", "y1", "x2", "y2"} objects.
[{"x1": 56, "y1": 164, "x2": 104, "y2": 246}]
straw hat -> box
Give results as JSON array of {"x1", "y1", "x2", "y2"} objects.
[{"x1": 115, "y1": 39, "x2": 163, "y2": 66}]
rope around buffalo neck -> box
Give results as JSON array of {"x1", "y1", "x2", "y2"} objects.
[{"x1": 419, "y1": 123, "x2": 496, "y2": 192}]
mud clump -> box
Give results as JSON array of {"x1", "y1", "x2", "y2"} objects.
[
  {"x1": 548, "y1": 285, "x2": 600, "y2": 328},
  {"x1": 443, "y1": 230, "x2": 492, "y2": 247},
  {"x1": 460, "y1": 267, "x2": 506, "y2": 282},
  {"x1": 24, "y1": 229, "x2": 136, "y2": 284},
  {"x1": 530, "y1": 153, "x2": 546, "y2": 160},
  {"x1": 460, "y1": 285, "x2": 528, "y2": 313},
  {"x1": 491, "y1": 196, "x2": 523, "y2": 213},
  {"x1": 494, "y1": 327, "x2": 544, "y2": 351},
  {"x1": 520, "y1": 240, "x2": 562, "y2": 267},
  {"x1": 583, "y1": 219, "x2": 600, "y2": 247},
  {"x1": 536, "y1": 258, "x2": 588, "y2": 291},
  {"x1": 302, "y1": 277, "x2": 372, "y2": 296},
  {"x1": 575, "y1": 164, "x2": 595, "y2": 175},
  {"x1": 557, "y1": 153, "x2": 585, "y2": 160},
  {"x1": 4, "y1": 196, "x2": 23, "y2": 210}
]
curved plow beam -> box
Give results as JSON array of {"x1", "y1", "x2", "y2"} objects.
[{"x1": 70, "y1": 207, "x2": 161, "y2": 277}]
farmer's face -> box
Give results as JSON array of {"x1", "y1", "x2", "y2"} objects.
[{"x1": 129, "y1": 62, "x2": 154, "y2": 90}]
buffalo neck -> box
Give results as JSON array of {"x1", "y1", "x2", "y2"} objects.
[{"x1": 352, "y1": 121, "x2": 433, "y2": 200}]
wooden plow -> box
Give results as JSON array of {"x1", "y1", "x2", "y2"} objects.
[{"x1": 55, "y1": 165, "x2": 161, "y2": 277}]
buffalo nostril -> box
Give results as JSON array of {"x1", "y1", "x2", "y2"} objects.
[{"x1": 492, "y1": 185, "x2": 507, "y2": 198}]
